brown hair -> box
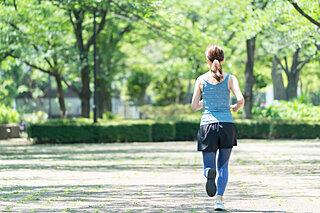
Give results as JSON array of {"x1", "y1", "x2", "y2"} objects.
[{"x1": 205, "y1": 44, "x2": 224, "y2": 82}]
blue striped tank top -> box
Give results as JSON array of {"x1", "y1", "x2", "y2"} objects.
[{"x1": 200, "y1": 73, "x2": 234, "y2": 126}]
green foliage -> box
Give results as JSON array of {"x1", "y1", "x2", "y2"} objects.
[
  {"x1": 28, "y1": 122, "x2": 152, "y2": 143},
  {"x1": 140, "y1": 104, "x2": 200, "y2": 120},
  {"x1": 152, "y1": 68, "x2": 187, "y2": 106},
  {"x1": 253, "y1": 69, "x2": 270, "y2": 90},
  {"x1": 151, "y1": 122, "x2": 175, "y2": 141},
  {"x1": 236, "y1": 119, "x2": 270, "y2": 139},
  {"x1": 28, "y1": 118, "x2": 320, "y2": 143},
  {"x1": 270, "y1": 120, "x2": 320, "y2": 139},
  {"x1": 174, "y1": 121, "x2": 199, "y2": 141},
  {"x1": 252, "y1": 100, "x2": 320, "y2": 121},
  {"x1": 102, "y1": 112, "x2": 123, "y2": 120},
  {"x1": 142, "y1": 100, "x2": 320, "y2": 122},
  {"x1": 21, "y1": 111, "x2": 48, "y2": 124},
  {"x1": 38, "y1": 117, "x2": 91, "y2": 125},
  {"x1": 126, "y1": 68, "x2": 152, "y2": 106},
  {"x1": 0, "y1": 105, "x2": 20, "y2": 124},
  {"x1": 1, "y1": 0, "x2": 320, "y2": 118},
  {"x1": 88, "y1": 111, "x2": 122, "y2": 121}
]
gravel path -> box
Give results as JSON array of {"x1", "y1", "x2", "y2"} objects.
[{"x1": 0, "y1": 138, "x2": 319, "y2": 212}]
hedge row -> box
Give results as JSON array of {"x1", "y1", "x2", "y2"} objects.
[{"x1": 27, "y1": 119, "x2": 320, "y2": 143}]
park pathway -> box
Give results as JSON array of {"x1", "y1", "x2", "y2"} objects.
[{"x1": 0, "y1": 138, "x2": 319, "y2": 212}]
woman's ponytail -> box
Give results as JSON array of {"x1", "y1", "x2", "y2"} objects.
[
  {"x1": 206, "y1": 44, "x2": 224, "y2": 83},
  {"x1": 211, "y1": 59, "x2": 223, "y2": 82}
]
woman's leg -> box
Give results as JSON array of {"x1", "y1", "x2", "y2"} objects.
[
  {"x1": 216, "y1": 148, "x2": 232, "y2": 197},
  {"x1": 202, "y1": 151, "x2": 217, "y2": 177},
  {"x1": 202, "y1": 151, "x2": 218, "y2": 197}
]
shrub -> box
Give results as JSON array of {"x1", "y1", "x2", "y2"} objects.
[
  {"x1": 236, "y1": 119, "x2": 270, "y2": 139},
  {"x1": 270, "y1": 120, "x2": 320, "y2": 139},
  {"x1": 252, "y1": 100, "x2": 320, "y2": 121},
  {"x1": 140, "y1": 104, "x2": 200, "y2": 120},
  {"x1": 140, "y1": 101, "x2": 320, "y2": 122},
  {"x1": 151, "y1": 122, "x2": 175, "y2": 141},
  {"x1": 28, "y1": 118, "x2": 320, "y2": 144},
  {"x1": 21, "y1": 111, "x2": 48, "y2": 124},
  {"x1": 0, "y1": 105, "x2": 20, "y2": 124},
  {"x1": 175, "y1": 121, "x2": 199, "y2": 141},
  {"x1": 28, "y1": 122, "x2": 152, "y2": 143}
]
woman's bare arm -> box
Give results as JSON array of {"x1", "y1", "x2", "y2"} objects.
[
  {"x1": 191, "y1": 78, "x2": 203, "y2": 111},
  {"x1": 229, "y1": 75, "x2": 244, "y2": 113}
]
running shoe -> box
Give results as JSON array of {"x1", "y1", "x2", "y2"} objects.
[
  {"x1": 214, "y1": 199, "x2": 225, "y2": 211},
  {"x1": 206, "y1": 168, "x2": 217, "y2": 197}
]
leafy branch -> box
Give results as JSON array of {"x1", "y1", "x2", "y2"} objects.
[{"x1": 287, "y1": 0, "x2": 320, "y2": 28}]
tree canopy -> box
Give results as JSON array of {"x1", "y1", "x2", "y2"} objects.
[{"x1": 1, "y1": 0, "x2": 319, "y2": 118}]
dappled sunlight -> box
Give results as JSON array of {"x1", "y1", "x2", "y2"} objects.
[{"x1": 1, "y1": 139, "x2": 320, "y2": 212}]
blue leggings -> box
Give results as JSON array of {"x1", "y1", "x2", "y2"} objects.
[{"x1": 202, "y1": 148, "x2": 232, "y2": 196}]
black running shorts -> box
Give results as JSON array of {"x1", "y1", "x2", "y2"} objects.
[{"x1": 197, "y1": 122, "x2": 238, "y2": 152}]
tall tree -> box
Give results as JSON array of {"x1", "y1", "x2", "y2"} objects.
[
  {"x1": 96, "y1": 9, "x2": 137, "y2": 116},
  {"x1": 1, "y1": 0, "x2": 74, "y2": 117},
  {"x1": 274, "y1": 46, "x2": 317, "y2": 100},
  {"x1": 241, "y1": 0, "x2": 269, "y2": 118},
  {"x1": 51, "y1": 0, "x2": 156, "y2": 117},
  {"x1": 49, "y1": 1, "x2": 110, "y2": 118},
  {"x1": 263, "y1": 0, "x2": 320, "y2": 100}
]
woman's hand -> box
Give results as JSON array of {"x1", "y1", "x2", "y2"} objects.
[{"x1": 230, "y1": 104, "x2": 238, "y2": 113}]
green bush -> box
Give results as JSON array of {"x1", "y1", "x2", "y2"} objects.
[
  {"x1": 236, "y1": 119, "x2": 270, "y2": 139},
  {"x1": 151, "y1": 122, "x2": 175, "y2": 141},
  {"x1": 140, "y1": 104, "x2": 201, "y2": 120},
  {"x1": 21, "y1": 111, "x2": 48, "y2": 124},
  {"x1": 0, "y1": 105, "x2": 20, "y2": 124},
  {"x1": 28, "y1": 122, "x2": 152, "y2": 143},
  {"x1": 270, "y1": 120, "x2": 320, "y2": 139},
  {"x1": 175, "y1": 121, "x2": 199, "y2": 141},
  {"x1": 252, "y1": 100, "x2": 320, "y2": 121},
  {"x1": 28, "y1": 118, "x2": 320, "y2": 143},
  {"x1": 42, "y1": 118, "x2": 92, "y2": 125},
  {"x1": 139, "y1": 101, "x2": 320, "y2": 122},
  {"x1": 28, "y1": 124, "x2": 93, "y2": 143}
]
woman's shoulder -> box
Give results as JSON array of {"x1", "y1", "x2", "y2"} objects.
[
  {"x1": 227, "y1": 74, "x2": 239, "y2": 89},
  {"x1": 196, "y1": 72, "x2": 210, "y2": 82},
  {"x1": 228, "y1": 74, "x2": 238, "y2": 82}
]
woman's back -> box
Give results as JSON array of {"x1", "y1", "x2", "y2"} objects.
[{"x1": 200, "y1": 73, "x2": 234, "y2": 126}]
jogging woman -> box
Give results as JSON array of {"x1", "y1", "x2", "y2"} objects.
[{"x1": 191, "y1": 44, "x2": 244, "y2": 211}]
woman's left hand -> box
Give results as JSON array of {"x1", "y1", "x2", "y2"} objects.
[{"x1": 230, "y1": 104, "x2": 238, "y2": 113}]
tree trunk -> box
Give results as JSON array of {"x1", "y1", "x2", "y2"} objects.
[
  {"x1": 138, "y1": 90, "x2": 146, "y2": 106},
  {"x1": 104, "y1": 88, "x2": 112, "y2": 112},
  {"x1": 97, "y1": 49, "x2": 112, "y2": 116},
  {"x1": 242, "y1": 36, "x2": 256, "y2": 119},
  {"x1": 80, "y1": 52, "x2": 91, "y2": 118},
  {"x1": 286, "y1": 48, "x2": 300, "y2": 100},
  {"x1": 287, "y1": 72, "x2": 298, "y2": 100},
  {"x1": 55, "y1": 75, "x2": 67, "y2": 118},
  {"x1": 97, "y1": 76, "x2": 112, "y2": 117},
  {"x1": 271, "y1": 56, "x2": 286, "y2": 100},
  {"x1": 70, "y1": 9, "x2": 106, "y2": 118},
  {"x1": 97, "y1": 72, "x2": 104, "y2": 118},
  {"x1": 80, "y1": 63, "x2": 91, "y2": 118}
]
